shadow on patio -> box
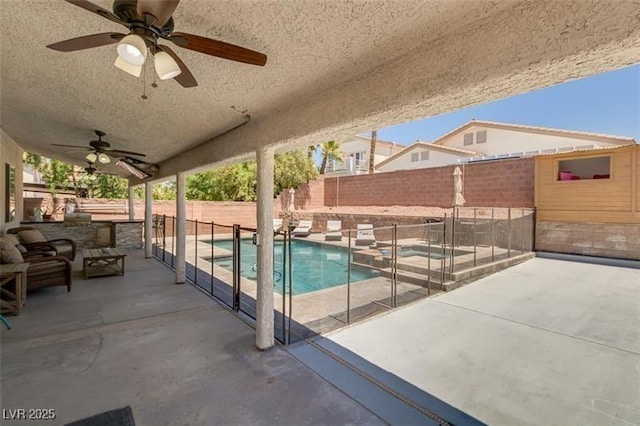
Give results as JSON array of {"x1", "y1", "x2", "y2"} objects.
[{"x1": 1, "y1": 250, "x2": 383, "y2": 425}]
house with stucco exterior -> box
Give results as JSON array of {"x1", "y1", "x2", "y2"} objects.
[
  {"x1": 376, "y1": 120, "x2": 636, "y2": 172},
  {"x1": 325, "y1": 135, "x2": 405, "y2": 175}
]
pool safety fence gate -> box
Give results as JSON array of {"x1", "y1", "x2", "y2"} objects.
[{"x1": 151, "y1": 207, "x2": 535, "y2": 345}]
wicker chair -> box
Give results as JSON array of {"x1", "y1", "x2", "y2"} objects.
[
  {"x1": 0, "y1": 235, "x2": 72, "y2": 292},
  {"x1": 24, "y1": 256, "x2": 73, "y2": 292},
  {"x1": 8, "y1": 227, "x2": 76, "y2": 260}
]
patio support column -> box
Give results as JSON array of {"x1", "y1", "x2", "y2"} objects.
[
  {"x1": 256, "y1": 146, "x2": 275, "y2": 350},
  {"x1": 128, "y1": 186, "x2": 135, "y2": 220},
  {"x1": 175, "y1": 172, "x2": 186, "y2": 284},
  {"x1": 144, "y1": 182, "x2": 153, "y2": 258}
]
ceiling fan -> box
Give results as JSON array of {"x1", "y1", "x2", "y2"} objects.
[
  {"x1": 84, "y1": 161, "x2": 117, "y2": 175},
  {"x1": 46, "y1": 0, "x2": 268, "y2": 88},
  {"x1": 52, "y1": 130, "x2": 146, "y2": 165}
]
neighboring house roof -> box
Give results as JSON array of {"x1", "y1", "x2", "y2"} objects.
[
  {"x1": 352, "y1": 135, "x2": 406, "y2": 149},
  {"x1": 431, "y1": 119, "x2": 637, "y2": 146},
  {"x1": 531, "y1": 143, "x2": 633, "y2": 156},
  {"x1": 376, "y1": 142, "x2": 480, "y2": 169}
]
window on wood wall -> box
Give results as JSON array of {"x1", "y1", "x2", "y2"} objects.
[
  {"x1": 476, "y1": 130, "x2": 487, "y2": 143},
  {"x1": 411, "y1": 152, "x2": 420, "y2": 162},
  {"x1": 558, "y1": 156, "x2": 610, "y2": 181},
  {"x1": 420, "y1": 151, "x2": 429, "y2": 161}
]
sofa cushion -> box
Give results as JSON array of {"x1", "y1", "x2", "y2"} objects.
[
  {"x1": 18, "y1": 229, "x2": 48, "y2": 244},
  {"x1": 28, "y1": 260, "x2": 67, "y2": 275},
  {"x1": 0, "y1": 239, "x2": 25, "y2": 264},
  {"x1": 1, "y1": 234, "x2": 21, "y2": 246}
]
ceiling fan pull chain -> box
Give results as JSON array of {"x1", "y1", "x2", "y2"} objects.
[{"x1": 141, "y1": 62, "x2": 148, "y2": 100}]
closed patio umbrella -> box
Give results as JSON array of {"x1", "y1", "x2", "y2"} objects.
[{"x1": 452, "y1": 167, "x2": 465, "y2": 207}]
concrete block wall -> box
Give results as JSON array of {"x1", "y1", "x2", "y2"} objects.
[
  {"x1": 324, "y1": 157, "x2": 534, "y2": 208},
  {"x1": 536, "y1": 221, "x2": 640, "y2": 260},
  {"x1": 133, "y1": 201, "x2": 258, "y2": 227},
  {"x1": 274, "y1": 177, "x2": 325, "y2": 212}
]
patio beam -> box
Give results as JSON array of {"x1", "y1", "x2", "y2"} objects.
[
  {"x1": 175, "y1": 172, "x2": 186, "y2": 284},
  {"x1": 256, "y1": 145, "x2": 275, "y2": 350},
  {"x1": 144, "y1": 182, "x2": 152, "y2": 258}
]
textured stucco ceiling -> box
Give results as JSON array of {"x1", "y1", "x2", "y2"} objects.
[{"x1": 1, "y1": 0, "x2": 639, "y2": 180}]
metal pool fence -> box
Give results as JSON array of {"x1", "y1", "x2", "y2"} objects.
[{"x1": 151, "y1": 207, "x2": 534, "y2": 344}]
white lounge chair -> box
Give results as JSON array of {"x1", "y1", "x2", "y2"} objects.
[
  {"x1": 324, "y1": 220, "x2": 342, "y2": 241},
  {"x1": 273, "y1": 218, "x2": 283, "y2": 232},
  {"x1": 355, "y1": 223, "x2": 376, "y2": 246},
  {"x1": 292, "y1": 220, "x2": 313, "y2": 237}
]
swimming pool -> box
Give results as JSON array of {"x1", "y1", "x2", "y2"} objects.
[{"x1": 203, "y1": 239, "x2": 380, "y2": 295}]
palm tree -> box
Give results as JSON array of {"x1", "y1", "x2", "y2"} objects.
[
  {"x1": 369, "y1": 130, "x2": 377, "y2": 174},
  {"x1": 319, "y1": 141, "x2": 344, "y2": 174},
  {"x1": 307, "y1": 144, "x2": 318, "y2": 160}
]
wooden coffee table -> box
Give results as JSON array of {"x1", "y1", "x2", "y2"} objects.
[{"x1": 82, "y1": 248, "x2": 126, "y2": 279}]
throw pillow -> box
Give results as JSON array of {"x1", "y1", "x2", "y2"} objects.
[
  {"x1": 0, "y1": 239, "x2": 24, "y2": 264},
  {"x1": 17, "y1": 229, "x2": 48, "y2": 244},
  {"x1": 1, "y1": 234, "x2": 21, "y2": 246}
]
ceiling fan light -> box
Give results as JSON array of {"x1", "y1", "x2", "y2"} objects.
[
  {"x1": 154, "y1": 51, "x2": 182, "y2": 80},
  {"x1": 117, "y1": 34, "x2": 147, "y2": 66},
  {"x1": 114, "y1": 56, "x2": 142, "y2": 77},
  {"x1": 86, "y1": 152, "x2": 98, "y2": 163},
  {"x1": 98, "y1": 153, "x2": 111, "y2": 164}
]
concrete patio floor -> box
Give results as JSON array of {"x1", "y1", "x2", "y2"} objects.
[
  {"x1": 0, "y1": 250, "x2": 384, "y2": 425},
  {"x1": 328, "y1": 257, "x2": 640, "y2": 426}
]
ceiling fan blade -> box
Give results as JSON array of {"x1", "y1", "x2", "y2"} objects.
[
  {"x1": 106, "y1": 149, "x2": 147, "y2": 157},
  {"x1": 64, "y1": 0, "x2": 126, "y2": 26},
  {"x1": 52, "y1": 144, "x2": 92, "y2": 149},
  {"x1": 168, "y1": 32, "x2": 267, "y2": 66},
  {"x1": 158, "y1": 45, "x2": 197, "y2": 88},
  {"x1": 137, "y1": 0, "x2": 180, "y2": 26},
  {"x1": 47, "y1": 32, "x2": 125, "y2": 52}
]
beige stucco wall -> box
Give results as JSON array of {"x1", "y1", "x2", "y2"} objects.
[{"x1": 0, "y1": 130, "x2": 23, "y2": 233}]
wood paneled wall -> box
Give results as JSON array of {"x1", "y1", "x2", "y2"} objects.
[{"x1": 535, "y1": 145, "x2": 639, "y2": 223}]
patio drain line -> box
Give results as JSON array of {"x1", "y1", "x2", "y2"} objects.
[{"x1": 303, "y1": 337, "x2": 452, "y2": 426}]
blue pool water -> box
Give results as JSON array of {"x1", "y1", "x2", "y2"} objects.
[{"x1": 204, "y1": 239, "x2": 379, "y2": 295}]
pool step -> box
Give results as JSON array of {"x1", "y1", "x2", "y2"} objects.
[{"x1": 377, "y1": 266, "x2": 448, "y2": 289}]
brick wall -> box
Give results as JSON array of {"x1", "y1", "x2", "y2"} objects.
[
  {"x1": 274, "y1": 177, "x2": 326, "y2": 212},
  {"x1": 536, "y1": 221, "x2": 640, "y2": 260},
  {"x1": 325, "y1": 158, "x2": 534, "y2": 208},
  {"x1": 133, "y1": 201, "x2": 258, "y2": 227}
]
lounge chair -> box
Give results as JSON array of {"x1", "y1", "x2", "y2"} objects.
[
  {"x1": 8, "y1": 226, "x2": 76, "y2": 260},
  {"x1": 355, "y1": 224, "x2": 376, "y2": 246},
  {"x1": 324, "y1": 220, "x2": 342, "y2": 241},
  {"x1": 273, "y1": 218, "x2": 283, "y2": 232},
  {"x1": 292, "y1": 220, "x2": 313, "y2": 237},
  {"x1": 0, "y1": 235, "x2": 72, "y2": 292}
]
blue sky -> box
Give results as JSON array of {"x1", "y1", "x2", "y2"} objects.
[{"x1": 375, "y1": 64, "x2": 639, "y2": 146}]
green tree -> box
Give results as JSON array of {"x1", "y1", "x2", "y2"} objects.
[
  {"x1": 24, "y1": 152, "x2": 130, "y2": 199},
  {"x1": 187, "y1": 162, "x2": 257, "y2": 201},
  {"x1": 23, "y1": 153, "x2": 73, "y2": 197},
  {"x1": 319, "y1": 141, "x2": 343, "y2": 174},
  {"x1": 90, "y1": 174, "x2": 129, "y2": 199},
  {"x1": 186, "y1": 149, "x2": 317, "y2": 201},
  {"x1": 274, "y1": 150, "x2": 318, "y2": 195},
  {"x1": 133, "y1": 182, "x2": 177, "y2": 200}
]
